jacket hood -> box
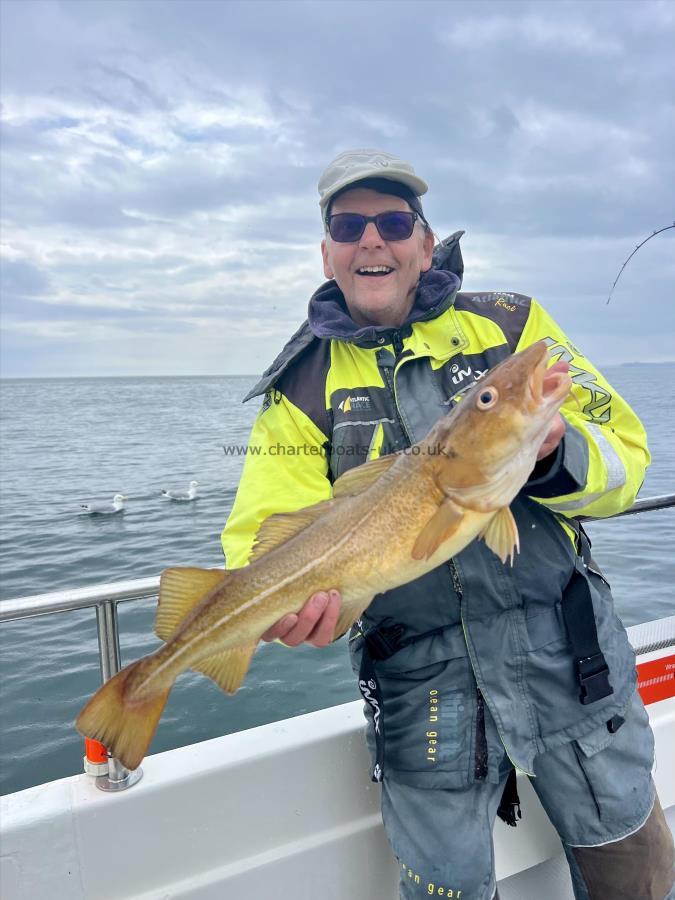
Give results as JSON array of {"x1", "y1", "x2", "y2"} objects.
[{"x1": 308, "y1": 268, "x2": 461, "y2": 345}]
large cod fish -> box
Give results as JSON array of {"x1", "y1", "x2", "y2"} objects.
[{"x1": 77, "y1": 341, "x2": 571, "y2": 769}]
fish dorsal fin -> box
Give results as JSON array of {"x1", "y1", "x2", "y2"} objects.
[
  {"x1": 156, "y1": 567, "x2": 228, "y2": 641},
  {"x1": 478, "y1": 506, "x2": 520, "y2": 565},
  {"x1": 332, "y1": 453, "x2": 399, "y2": 498},
  {"x1": 249, "y1": 499, "x2": 335, "y2": 562},
  {"x1": 192, "y1": 644, "x2": 257, "y2": 695},
  {"x1": 411, "y1": 498, "x2": 464, "y2": 561}
]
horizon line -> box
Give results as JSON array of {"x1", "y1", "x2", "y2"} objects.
[{"x1": 3, "y1": 360, "x2": 675, "y2": 381}]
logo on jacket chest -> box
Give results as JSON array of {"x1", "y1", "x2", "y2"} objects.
[
  {"x1": 448, "y1": 361, "x2": 488, "y2": 388},
  {"x1": 338, "y1": 394, "x2": 372, "y2": 413}
]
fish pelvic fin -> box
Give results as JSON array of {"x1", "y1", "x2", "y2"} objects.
[
  {"x1": 76, "y1": 660, "x2": 172, "y2": 770},
  {"x1": 332, "y1": 600, "x2": 372, "y2": 642},
  {"x1": 479, "y1": 506, "x2": 520, "y2": 565},
  {"x1": 411, "y1": 498, "x2": 464, "y2": 561},
  {"x1": 332, "y1": 452, "x2": 399, "y2": 498},
  {"x1": 191, "y1": 644, "x2": 257, "y2": 695},
  {"x1": 156, "y1": 567, "x2": 229, "y2": 641},
  {"x1": 249, "y1": 500, "x2": 335, "y2": 561}
]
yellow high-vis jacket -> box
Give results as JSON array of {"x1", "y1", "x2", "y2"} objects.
[{"x1": 221, "y1": 260, "x2": 650, "y2": 781}]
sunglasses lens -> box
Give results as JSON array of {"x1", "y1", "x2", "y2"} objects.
[
  {"x1": 328, "y1": 211, "x2": 417, "y2": 242},
  {"x1": 328, "y1": 214, "x2": 365, "y2": 242},
  {"x1": 377, "y1": 212, "x2": 415, "y2": 241}
]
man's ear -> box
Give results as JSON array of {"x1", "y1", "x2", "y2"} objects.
[
  {"x1": 420, "y1": 227, "x2": 435, "y2": 273},
  {"x1": 321, "y1": 239, "x2": 334, "y2": 279}
]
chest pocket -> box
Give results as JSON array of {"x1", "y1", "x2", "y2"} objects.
[{"x1": 329, "y1": 419, "x2": 381, "y2": 480}]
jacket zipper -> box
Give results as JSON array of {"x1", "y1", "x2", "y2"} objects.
[
  {"x1": 391, "y1": 329, "x2": 404, "y2": 357},
  {"x1": 380, "y1": 333, "x2": 413, "y2": 447},
  {"x1": 448, "y1": 559, "x2": 487, "y2": 781},
  {"x1": 474, "y1": 691, "x2": 488, "y2": 780},
  {"x1": 450, "y1": 558, "x2": 535, "y2": 778}
]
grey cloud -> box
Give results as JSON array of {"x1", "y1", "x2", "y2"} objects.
[
  {"x1": 0, "y1": 259, "x2": 51, "y2": 299},
  {"x1": 86, "y1": 64, "x2": 171, "y2": 114},
  {"x1": 1, "y1": 0, "x2": 673, "y2": 375}
]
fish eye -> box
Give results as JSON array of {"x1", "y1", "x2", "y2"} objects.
[{"x1": 476, "y1": 387, "x2": 498, "y2": 409}]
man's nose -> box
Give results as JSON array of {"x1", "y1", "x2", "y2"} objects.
[{"x1": 359, "y1": 221, "x2": 384, "y2": 248}]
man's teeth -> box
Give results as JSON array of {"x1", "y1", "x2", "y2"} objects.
[{"x1": 357, "y1": 266, "x2": 393, "y2": 274}]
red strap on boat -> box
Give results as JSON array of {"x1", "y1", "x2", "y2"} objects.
[{"x1": 636, "y1": 654, "x2": 675, "y2": 705}]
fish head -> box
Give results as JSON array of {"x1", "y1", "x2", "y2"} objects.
[{"x1": 427, "y1": 341, "x2": 572, "y2": 510}]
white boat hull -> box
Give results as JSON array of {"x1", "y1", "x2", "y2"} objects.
[{"x1": 1, "y1": 626, "x2": 674, "y2": 900}]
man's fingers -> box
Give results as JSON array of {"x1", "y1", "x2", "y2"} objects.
[
  {"x1": 260, "y1": 590, "x2": 342, "y2": 647},
  {"x1": 261, "y1": 613, "x2": 298, "y2": 643},
  {"x1": 277, "y1": 591, "x2": 331, "y2": 647},
  {"x1": 536, "y1": 413, "x2": 566, "y2": 461},
  {"x1": 306, "y1": 590, "x2": 341, "y2": 648},
  {"x1": 546, "y1": 359, "x2": 570, "y2": 377}
]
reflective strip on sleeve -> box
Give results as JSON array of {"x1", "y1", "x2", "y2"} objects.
[
  {"x1": 545, "y1": 424, "x2": 627, "y2": 513},
  {"x1": 587, "y1": 423, "x2": 628, "y2": 491}
]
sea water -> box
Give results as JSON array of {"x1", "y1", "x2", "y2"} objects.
[{"x1": 0, "y1": 365, "x2": 673, "y2": 795}]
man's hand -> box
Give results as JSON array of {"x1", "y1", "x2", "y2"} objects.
[
  {"x1": 261, "y1": 589, "x2": 342, "y2": 648},
  {"x1": 536, "y1": 360, "x2": 570, "y2": 462}
]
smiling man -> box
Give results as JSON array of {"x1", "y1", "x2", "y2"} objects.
[
  {"x1": 222, "y1": 150, "x2": 674, "y2": 900},
  {"x1": 321, "y1": 183, "x2": 434, "y2": 327}
]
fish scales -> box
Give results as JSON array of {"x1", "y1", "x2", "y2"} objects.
[{"x1": 145, "y1": 457, "x2": 442, "y2": 684}]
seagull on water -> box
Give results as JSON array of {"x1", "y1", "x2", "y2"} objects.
[
  {"x1": 80, "y1": 494, "x2": 128, "y2": 515},
  {"x1": 161, "y1": 480, "x2": 199, "y2": 501}
]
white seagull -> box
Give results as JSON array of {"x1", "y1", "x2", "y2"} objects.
[
  {"x1": 80, "y1": 494, "x2": 128, "y2": 515},
  {"x1": 161, "y1": 480, "x2": 199, "y2": 501}
]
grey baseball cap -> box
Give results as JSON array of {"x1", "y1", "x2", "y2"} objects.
[{"x1": 318, "y1": 149, "x2": 428, "y2": 213}]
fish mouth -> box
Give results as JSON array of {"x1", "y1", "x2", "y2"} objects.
[{"x1": 527, "y1": 345, "x2": 572, "y2": 409}]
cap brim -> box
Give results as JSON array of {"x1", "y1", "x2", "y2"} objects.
[{"x1": 319, "y1": 171, "x2": 428, "y2": 208}]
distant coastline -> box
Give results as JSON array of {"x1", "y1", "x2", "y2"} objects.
[
  {"x1": 2, "y1": 363, "x2": 675, "y2": 380},
  {"x1": 618, "y1": 361, "x2": 675, "y2": 367},
  {"x1": 0, "y1": 373, "x2": 259, "y2": 381}
]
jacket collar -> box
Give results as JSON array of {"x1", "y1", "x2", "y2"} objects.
[{"x1": 308, "y1": 269, "x2": 461, "y2": 347}]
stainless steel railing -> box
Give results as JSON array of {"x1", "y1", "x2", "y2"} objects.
[
  {"x1": 1, "y1": 493, "x2": 673, "y2": 790},
  {"x1": 579, "y1": 492, "x2": 675, "y2": 520},
  {"x1": 0, "y1": 574, "x2": 162, "y2": 622},
  {"x1": 0, "y1": 574, "x2": 170, "y2": 791}
]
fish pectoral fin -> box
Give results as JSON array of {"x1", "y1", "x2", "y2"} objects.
[
  {"x1": 332, "y1": 453, "x2": 400, "y2": 498},
  {"x1": 250, "y1": 500, "x2": 335, "y2": 561},
  {"x1": 478, "y1": 506, "x2": 520, "y2": 565},
  {"x1": 192, "y1": 644, "x2": 257, "y2": 695},
  {"x1": 411, "y1": 498, "x2": 464, "y2": 561},
  {"x1": 156, "y1": 567, "x2": 229, "y2": 641}
]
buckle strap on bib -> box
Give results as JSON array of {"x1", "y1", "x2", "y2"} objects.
[{"x1": 561, "y1": 523, "x2": 614, "y2": 705}]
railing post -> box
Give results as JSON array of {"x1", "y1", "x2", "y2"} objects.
[{"x1": 92, "y1": 600, "x2": 143, "y2": 791}]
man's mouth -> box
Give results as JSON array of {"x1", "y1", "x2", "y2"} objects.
[{"x1": 356, "y1": 265, "x2": 394, "y2": 277}]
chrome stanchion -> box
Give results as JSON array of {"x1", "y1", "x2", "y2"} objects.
[{"x1": 92, "y1": 600, "x2": 143, "y2": 792}]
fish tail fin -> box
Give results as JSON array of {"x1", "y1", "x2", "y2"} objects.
[{"x1": 76, "y1": 659, "x2": 172, "y2": 770}]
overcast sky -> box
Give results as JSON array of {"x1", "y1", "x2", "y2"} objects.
[{"x1": 1, "y1": 0, "x2": 673, "y2": 378}]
